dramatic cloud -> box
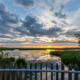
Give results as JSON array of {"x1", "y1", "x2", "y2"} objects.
[
  {"x1": 0, "y1": 35, "x2": 13, "y2": 39},
  {"x1": 61, "y1": 21, "x2": 68, "y2": 25},
  {"x1": 52, "y1": 21, "x2": 57, "y2": 24},
  {"x1": 0, "y1": 41, "x2": 25, "y2": 43},
  {"x1": 23, "y1": 16, "x2": 37, "y2": 27},
  {"x1": 0, "y1": 3, "x2": 7, "y2": 12},
  {"x1": 60, "y1": 4, "x2": 65, "y2": 10},
  {"x1": 2, "y1": 14, "x2": 19, "y2": 24},
  {"x1": 0, "y1": 2, "x2": 20, "y2": 39},
  {"x1": 15, "y1": 16, "x2": 62, "y2": 37},
  {"x1": 54, "y1": 11, "x2": 67, "y2": 19},
  {"x1": 0, "y1": 3, "x2": 19, "y2": 24},
  {"x1": 52, "y1": 39, "x2": 76, "y2": 43},
  {"x1": 63, "y1": 29, "x2": 79, "y2": 37},
  {"x1": 14, "y1": 0, "x2": 35, "y2": 10},
  {"x1": 38, "y1": 0, "x2": 55, "y2": 11},
  {"x1": 0, "y1": 0, "x2": 80, "y2": 46}
]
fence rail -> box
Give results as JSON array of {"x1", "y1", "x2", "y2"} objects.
[
  {"x1": 0, "y1": 69, "x2": 80, "y2": 73},
  {"x1": 0, "y1": 63, "x2": 79, "y2": 80}
]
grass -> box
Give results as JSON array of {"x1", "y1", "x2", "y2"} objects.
[
  {"x1": 50, "y1": 51, "x2": 80, "y2": 67},
  {"x1": 0, "y1": 50, "x2": 26, "y2": 67}
]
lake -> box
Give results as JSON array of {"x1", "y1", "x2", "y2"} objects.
[{"x1": 3, "y1": 49, "x2": 61, "y2": 63}]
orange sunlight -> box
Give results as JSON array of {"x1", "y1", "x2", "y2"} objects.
[{"x1": 46, "y1": 49, "x2": 51, "y2": 52}]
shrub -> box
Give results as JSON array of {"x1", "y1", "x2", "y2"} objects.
[
  {"x1": 0, "y1": 58, "x2": 11, "y2": 64},
  {"x1": 9, "y1": 57, "x2": 15, "y2": 62},
  {"x1": 16, "y1": 57, "x2": 26, "y2": 67}
]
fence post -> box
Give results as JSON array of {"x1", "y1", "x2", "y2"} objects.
[
  {"x1": 40, "y1": 63, "x2": 42, "y2": 80},
  {"x1": 35, "y1": 63, "x2": 37, "y2": 80},
  {"x1": 61, "y1": 63, "x2": 64, "y2": 80},
  {"x1": 25, "y1": 63, "x2": 27, "y2": 80},
  {"x1": 30, "y1": 63, "x2": 32, "y2": 80},
  {"x1": 74, "y1": 64, "x2": 79, "y2": 80},
  {"x1": 56, "y1": 63, "x2": 58, "y2": 80},
  {"x1": 14, "y1": 63, "x2": 18, "y2": 80},
  {"x1": 61, "y1": 58, "x2": 62, "y2": 62},
  {"x1": 0, "y1": 63, "x2": 2, "y2": 80},
  {"x1": 51, "y1": 63, "x2": 53, "y2": 80},
  {"x1": 46, "y1": 63, "x2": 47, "y2": 80},
  {"x1": 68, "y1": 64, "x2": 72, "y2": 80},
  {"x1": 9, "y1": 63, "x2": 13, "y2": 80},
  {"x1": 4, "y1": 63, "x2": 8, "y2": 80},
  {"x1": 20, "y1": 63, "x2": 22, "y2": 80}
]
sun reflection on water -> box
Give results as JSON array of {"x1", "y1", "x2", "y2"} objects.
[
  {"x1": 46, "y1": 49, "x2": 56, "y2": 53},
  {"x1": 46, "y1": 49, "x2": 51, "y2": 52}
]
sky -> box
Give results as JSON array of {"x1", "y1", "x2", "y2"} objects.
[{"x1": 0, "y1": 0, "x2": 80, "y2": 48}]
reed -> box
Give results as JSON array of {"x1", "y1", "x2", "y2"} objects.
[{"x1": 50, "y1": 51, "x2": 80, "y2": 68}]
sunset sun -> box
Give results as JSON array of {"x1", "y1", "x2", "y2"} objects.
[{"x1": 47, "y1": 46, "x2": 51, "y2": 48}]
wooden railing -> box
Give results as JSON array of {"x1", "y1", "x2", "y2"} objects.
[{"x1": 0, "y1": 63, "x2": 79, "y2": 80}]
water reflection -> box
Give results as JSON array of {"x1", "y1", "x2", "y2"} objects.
[
  {"x1": 3, "y1": 50, "x2": 61, "y2": 62},
  {"x1": 46, "y1": 49, "x2": 51, "y2": 52}
]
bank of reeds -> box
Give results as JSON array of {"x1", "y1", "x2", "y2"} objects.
[{"x1": 50, "y1": 51, "x2": 80, "y2": 67}]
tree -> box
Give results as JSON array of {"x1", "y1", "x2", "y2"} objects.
[{"x1": 75, "y1": 32, "x2": 80, "y2": 47}]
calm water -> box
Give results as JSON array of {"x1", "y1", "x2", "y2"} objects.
[{"x1": 3, "y1": 49, "x2": 61, "y2": 63}]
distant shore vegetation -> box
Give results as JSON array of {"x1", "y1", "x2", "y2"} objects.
[{"x1": 0, "y1": 47, "x2": 80, "y2": 50}]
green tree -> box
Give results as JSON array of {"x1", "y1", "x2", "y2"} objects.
[{"x1": 75, "y1": 32, "x2": 80, "y2": 47}]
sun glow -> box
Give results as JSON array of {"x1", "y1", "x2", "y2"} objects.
[
  {"x1": 47, "y1": 46, "x2": 51, "y2": 48},
  {"x1": 46, "y1": 49, "x2": 51, "y2": 52}
]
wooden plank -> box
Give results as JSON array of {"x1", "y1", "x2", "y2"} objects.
[
  {"x1": 9, "y1": 63, "x2": 13, "y2": 80},
  {"x1": 14, "y1": 63, "x2": 18, "y2": 80},
  {"x1": 30, "y1": 63, "x2": 32, "y2": 80},
  {"x1": 25, "y1": 63, "x2": 27, "y2": 80},
  {"x1": 35, "y1": 63, "x2": 37, "y2": 80},
  {"x1": 4, "y1": 64, "x2": 8, "y2": 80},
  {"x1": 74, "y1": 64, "x2": 79, "y2": 80},
  {"x1": 61, "y1": 59, "x2": 62, "y2": 62},
  {"x1": 46, "y1": 63, "x2": 47, "y2": 80},
  {"x1": 56, "y1": 63, "x2": 58, "y2": 80},
  {"x1": 40, "y1": 63, "x2": 42, "y2": 80},
  {"x1": 51, "y1": 63, "x2": 53, "y2": 80},
  {"x1": 20, "y1": 63, "x2": 22, "y2": 80},
  {"x1": 68, "y1": 64, "x2": 72, "y2": 80},
  {"x1": 0, "y1": 63, "x2": 2, "y2": 80},
  {"x1": 61, "y1": 63, "x2": 64, "y2": 80}
]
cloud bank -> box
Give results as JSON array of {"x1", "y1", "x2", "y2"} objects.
[{"x1": 0, "y1": 0, "x2": 80, "y2": 46}]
